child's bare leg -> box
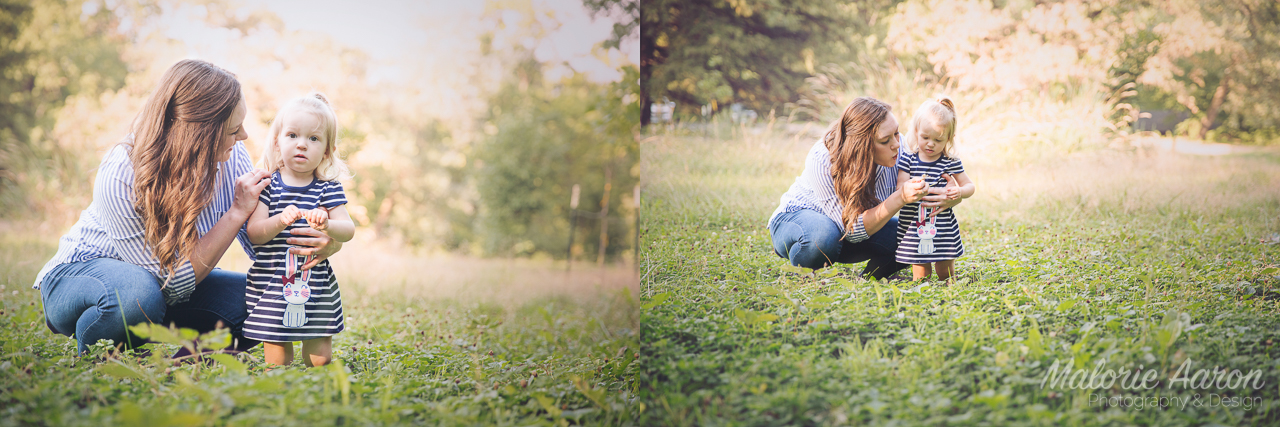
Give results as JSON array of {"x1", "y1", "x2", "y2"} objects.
[
  {"x1": 934, "y1": 260, "x2": 955, "y2": 282},
  {"x1": 911, "y1": 264, "x2": 932, "y2": 281},
  {"x1": 301, "y1": 337, "x2": 332, "y2": 367},
  {"x1": 264, "y1": 342, "x2": 294, "y2": 366}
]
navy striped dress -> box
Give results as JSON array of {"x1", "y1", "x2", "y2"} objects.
[
  {"x1": 895, "y1": 151, "x2": 966, "y2": 264},
  {"x1": 243, "y1": 172, "x2": 347, "y2": 342}
]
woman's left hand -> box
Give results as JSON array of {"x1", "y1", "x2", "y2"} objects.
[
  {"x1": 232, "y1": 168, "x2": 271, "y2": 217},
  {"x1": 288, "y1": 227, "x2": 343, "y2": 270}
]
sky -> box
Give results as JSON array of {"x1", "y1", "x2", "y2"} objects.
[
  {"x1": 135, "y1": 0, "x2": 637, "y2": 131},
  {"x1": 260, "y1": 0, "x2": 637, "y2": 83}
]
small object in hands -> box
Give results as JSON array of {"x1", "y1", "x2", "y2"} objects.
[
  {"x1": 917, "y1": 207, "x2": 937, "y2": 255},
  {"x1": 281, "y1": 250, "x2": 316, "y2": 328},
  {"x1": 308, "y1": 208, "x2": 328, "y2": 230},
  {"x1": 914, "y1": 176, "x2": 928, "y2": 202}
]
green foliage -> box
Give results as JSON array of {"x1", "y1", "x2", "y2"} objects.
[
  {"x1": 1105, "y1": 27, "x2": 1161, "y2": 144},
  {"x1": 640, "y1": 0, "x2": 897, "y2": 123},
  {"x1": 350, "y1": 118, "x2": 479, "y2": 249},
  {"x1": 644, "y1": 0, "x2": 1280, "y2": 146},
  {"x1": 638, "y1": 127, "x2": 1280, "y2": 425},
  {"x1": 0, "y1": 0, "x2": 128, "y2": 216},
  {"x1": 1129, "y1": 0, "x2": 1280, "y2": 143},
  {"x1": 582, "y1": 0, "x2": 639, "y2": 50},
  {"x1": 474, "y1": 59, "x2": 640, "y2": 260},
  {"x1": 0, "y1": 0, "x2": 641, "y2": 259}
]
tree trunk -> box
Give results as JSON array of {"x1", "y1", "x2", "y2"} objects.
[
  {"x1": 597, "y1": 161, "x2": 613, "y2": 266},
  {"x1": 640, "y1": 91, "x2": 652, "y2": 127},
  {"x1": 1199, "y1": 70, "x2": 1231, "y2": 140},
  {"x1": 373, "y1": 190, "x2": 396, "y2": 239}
]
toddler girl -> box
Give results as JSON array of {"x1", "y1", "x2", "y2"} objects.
[
  {"x1": 245, "y1": 92, "x2": 354, "y2": 367},
  {"x1": 895, "y1": 96, "x2": 976, "y2": 281}
]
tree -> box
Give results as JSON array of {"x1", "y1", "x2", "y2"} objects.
[
  {"x1": 638, "y1": 0, "x2": 888, "y2": 125},
  {"x1": 474, "y1": 57, "x2": 639, "y2": 260},
  {"x1": 1137, "y1": 0, "x2": 1280, "y2": 141},
  {"x1": 583, "y1": 0, "x2": 639, "y2": 50},
  {"x1": 0, "y1": 0, "x2": 129, "y2": 217},
  {"x1": 1105, "y1": 27, "x2": 1161, "y2": 145}
]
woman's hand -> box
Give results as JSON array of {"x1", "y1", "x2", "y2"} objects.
[
  {"x1": 941, "y1": 174, "x2": 961, "y2": 201},
  {"x1": 288, "y1": 227, "x2": 342, "y2": 270},
  {"x1": 233, "y1": 169, "x2": 271, "y2": 217},
  {"x1": 901, "y1": 176, "x2": 929, "y2": 204},
  {"x1": 921, "y1": 174, "x2": 962, "y2": 214}
]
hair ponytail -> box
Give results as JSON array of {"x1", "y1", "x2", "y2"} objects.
[
  {"x1": 909, "y1": 95, "x2": 959, "y2": 158},
  {"x1": 936, "y1": 96, "x2": 955, "y2": 116}
]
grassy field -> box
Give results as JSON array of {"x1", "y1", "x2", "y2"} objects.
[
  {"x1": 0, "y1": 227, "x2": 640, "y2": 426},
  {"x1": 638, "y1": 122, "x2": 1280, "y2": 425}
]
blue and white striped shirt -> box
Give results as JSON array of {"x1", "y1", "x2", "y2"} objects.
[
  {"x1": 32, "y1": 141, "x2": 257, "y2": 306},
  {"x1": 768, "y1": 140, "x2": 902, "y2": 243}
]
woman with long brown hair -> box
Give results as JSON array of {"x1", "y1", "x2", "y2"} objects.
[
  {"x1": 768, "y1": 97, "x2": 959, "y2": 278},
  {"x1": 31, "y1": 59, "x2": 344, "y2": 356}
]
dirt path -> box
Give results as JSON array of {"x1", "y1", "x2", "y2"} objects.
[
  {"x1": 1131, "y1": 136, "x2": 1278, "y2": 156},
  {"x1": 218, "y1": 237, "x2": 640, "y2": 306}
]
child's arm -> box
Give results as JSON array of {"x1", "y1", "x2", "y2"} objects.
[
  {"x1": 247, "y1": 203, "x2": 302, "y2": 245},
  {"x1": 305, "y1": 205, "x2": 355, "y2": 243},
  {"x1": 896, "y1": 170, "x2": 910, "y2": 193},
  {"x1": 950, "y1": 172, "x2": 976, "y2": 199}
]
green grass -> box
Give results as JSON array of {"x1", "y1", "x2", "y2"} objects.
[
  {"x1": 638, "y1": 125, "x2": 1280, "y2": 426},
  {"x1": 0, "y1": 229, "x2": 640, "y2": 426}
]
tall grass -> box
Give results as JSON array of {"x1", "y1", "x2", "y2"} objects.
[
  {"x1": 797, "y1": 62, "x2": 1113, "y2": 161},
  {"x1": 641, "y1": 116, "x2": 1280, "y2": 243}
]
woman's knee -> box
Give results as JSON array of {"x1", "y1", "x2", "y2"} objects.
[
  {"x1": 771, "y1": 210, "x2": 844, "y2": 269},
  {"x1": 46, "y1": 259, "x2": 165, "y2": 330},
  {"x1": 769, "y1": 222, "x2": 800, "y2": 258},
  {"x1": 98, "y1": 262, "x2": 166, "y2": 324},
  {"x1": 793, "y1": 223, "x2": 843, "y2": 269}
]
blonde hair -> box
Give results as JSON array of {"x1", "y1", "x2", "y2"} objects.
[
  {"x1": 908, "y1": 96, "x2": 958, "y2": 159},
  {"x1": 260, "y1": 92, "x2": 350, "y2": 181},
  {"x1": 125, "y1": 59, "x2": 241, "y2": 281},
  {"x1": 824, "y1": 97, "x2": 892, "y2": 232}
]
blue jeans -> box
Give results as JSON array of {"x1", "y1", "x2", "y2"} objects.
[
  {"x1": 40, "y1": 257, "x2": 258, "y2": 354},
  {"x1": 769, "y1": 209, "x2": 907, "y2": 279}
]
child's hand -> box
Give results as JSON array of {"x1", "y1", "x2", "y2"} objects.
[
  {"x1": 304, "y1": 208, "x2": 329, "y2": 231},
  {"x1": 902, "y1": 176, "x2": 928, "y2": 204},
  {"x1": 280, "y1": 205, "x2": 303, "y2": 226},
  {"x1": 942, "y1": 174, "x2": 961, "y2": 201}
]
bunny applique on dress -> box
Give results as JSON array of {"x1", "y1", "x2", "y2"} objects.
[{"x1": 279, "y1": 252, "x2": 315, "y2": 328}]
